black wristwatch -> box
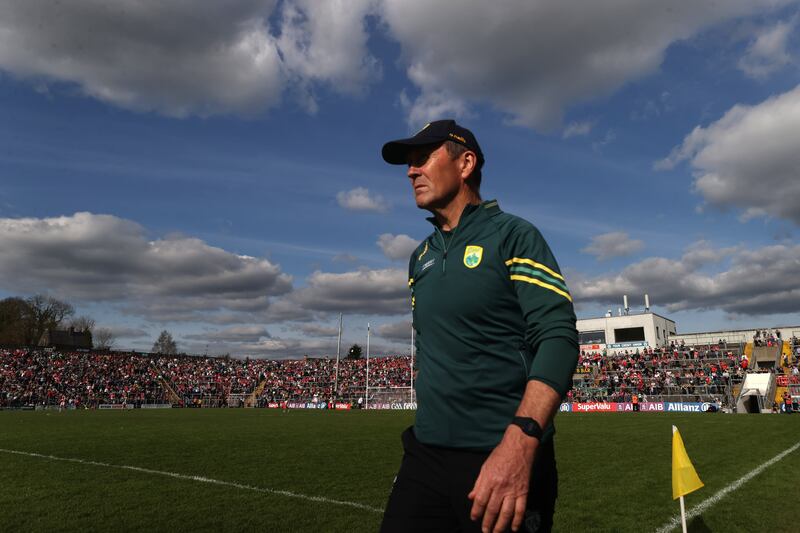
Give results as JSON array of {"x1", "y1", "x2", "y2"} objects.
[{"x1": 510, "y1": 416, "x2": 543, "y2": 440}]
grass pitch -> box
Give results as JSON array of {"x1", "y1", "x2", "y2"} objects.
[{"x1": 0, "y1": 409, "x2": 798, "y2": 532}]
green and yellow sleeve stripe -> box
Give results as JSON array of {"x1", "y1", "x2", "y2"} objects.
[{"x1": 505, "y1": 257, "x2": 572, "y2": 302}]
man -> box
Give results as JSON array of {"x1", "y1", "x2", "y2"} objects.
[{"x1": 379, "y1": 120, "x2": 578, "y2": 533}]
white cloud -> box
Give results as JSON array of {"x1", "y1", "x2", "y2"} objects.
[
  {"x1": 591, "y1": 129, "x2": 617, "y2": 153},
  {"x1": 332, "y1": 253, "x2": 359, "y2": 264},
  {"x1": 562, "y1": 121, "x2": 594, "y2": 139},
  {"x1": 0, "y1": 2, "x2": 285, "y2": 117},
  {"x1": 185, "y1": 326, "x2": 271, "y2": 343},
  {"x1": 381, "y1": 0, "x2": 790, "y2": 130},
  {"x1": 399, "y1": 89, "x2": 471, "y2": 127},
  {"x1": 277, "y1": 0, "x2": 380, "y2": 100},
  {"x1": 236, "y1": 336, "x2": 334, "y2": 356},
  {"x1": 250, "y1": 264, "x2": 413, "y2": 324},
  {"x1": 0, "y1": 1, "x2": 378, "y2": 118},
  {"x1": 0, "y1": 212, "x2": 292, "y2": 322},
  {"x1": 0, "y1": 213, "x2": 412, "y2": 337},
  {"x1": 630, "y1": 92, "x2": 674, "y2": 121},
  {"x1": 581, "y1": 232, "x2": 644, "y2": 261},
  {"x1": 1, "y1": 1, "x2": 793, "y2": 126},
  {"x1": 656, "y1": 85, "x2": 800, "y2": 225},
  {"x1": 180, "y1": 334, "x2": 336, "y2": 358},
  {"x1": 181, "y1": 317, "x2": 410, "y2": 358},
  {"x1": 680, "y1": 240, "x2": 740, "y2": 269},
  {"x1": 738, "y1": 20, "x2": 795, "y2": 80},
  {"x1": 572, "y1": 242, "x2": 800, "y2": 315},
  {"x1": 336, "y1": 187, "x2": 389, "y2": 212},
  {"x1": 287, "y1": 267, "x2": 409, "y2": 315},
  {"x1": 376, "y1": 320, "x2": 412, "y2": 342},
  {"x1": 377, "y1": 233, "x2": 418, "y2": 261},
  {"x1": 293, "y1": 323, "x2": 339, "y2": 338},
  {"x1": 98, "y1": 325, "x2": 150, "y2": 339}
]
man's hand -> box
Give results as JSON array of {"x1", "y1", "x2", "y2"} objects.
[{"x1": 468, "y1": 426, "x2": 537, "y2": 533}]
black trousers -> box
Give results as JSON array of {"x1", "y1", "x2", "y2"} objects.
[{"x1": 380, "y1": 427, "x2": 557, "y2": 533}]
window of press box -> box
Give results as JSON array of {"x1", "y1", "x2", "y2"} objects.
[
  {"x1": 578, "y1": 331, "x2": 606, "y2": 344},
  {"x1": 613, "y1": 327, "x2": 645, "y2": 343}
]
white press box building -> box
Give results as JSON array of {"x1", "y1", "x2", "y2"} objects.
[
  {"x1": 576, "y1": 295, "x2": 676, "y2": 354},
  {"x1": 576, "y1": 294, "x2": 800, "y2": 355}
]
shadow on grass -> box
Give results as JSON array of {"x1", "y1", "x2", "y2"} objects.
[{"x1": 687, "y1": 515, "x2": 712, "y2": 532}]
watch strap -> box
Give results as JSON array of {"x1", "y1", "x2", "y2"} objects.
[{"x1": 510, "y1": 416, "x2": 543, "y2": 440}]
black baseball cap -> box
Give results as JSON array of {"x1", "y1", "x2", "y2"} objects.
[{"x1": 381, "y1": 119, "x2": 484, "y2": 167}]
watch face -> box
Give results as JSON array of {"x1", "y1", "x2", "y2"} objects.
[{"x1": 513, "y1": 417, "x2": 540, "y2": 437}]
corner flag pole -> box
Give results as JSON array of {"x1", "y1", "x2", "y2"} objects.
[
  {"x1": 679, "y1": 495, "x2": 687, "y2": 533},
  {"x1": 672, "y1": 425, "x2": 704, "y2": 533},
  {"x1": 365, "y1": 322, "x2": 370, "y2": 410}
]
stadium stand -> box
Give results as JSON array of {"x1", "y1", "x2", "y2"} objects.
[
  {"x1": 0, "y1": 348, "x2": 414, "y2": 409},
  {"x1": 0, "y1": 349, "x2": 168, "y2": 408},
  {"x1": 2, "y1": 341, "x2": 797, "y2": 412},
  {"x1": 571, "y1": 343, "x2": 746, "y2": 408}
]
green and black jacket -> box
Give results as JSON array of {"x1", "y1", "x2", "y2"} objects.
[{"x1": 409, "y1": 200, "x2": 578, "y2": 450}]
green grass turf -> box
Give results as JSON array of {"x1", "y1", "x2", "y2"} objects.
[{"x1": 0, "y1": 410, "x2": 798, "y2": 532}]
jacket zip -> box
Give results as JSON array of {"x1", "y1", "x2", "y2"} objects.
[
  {"x1": 435, "y1": 225, "x2": 460, "y2": 275},
  {"x1": 428, "y1": 203, "x2": 485, "y2": 275}
]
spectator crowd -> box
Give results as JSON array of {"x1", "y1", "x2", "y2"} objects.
[
  {"x1": 0, "y1": 348, "x2": 414, "y2": 409},
  {"x1": 2, "y1": 337, "x2": 798, "y2": 409},
  {"x1": 570, "y1": 341, "x2": 799, "y2": 405}
]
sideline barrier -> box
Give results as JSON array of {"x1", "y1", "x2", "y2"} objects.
[
  {"x1": 263, "y1": 401, "x2": 417, "y2": 410},
  {"x1": 560, "y1": 401, "x2": 719, "y2": 413},
  {"x1": 266, "y1": 402, "x2": 360, "y2": 409},
  {"x1": 99, "y1": 403, "x2": 172, "y2": 409},
  {"x1": 5, "y1": 402, "x2": 718, "y2": 412},
  {"x1": 288, "y1": 402, "x2": 328, "y2": 409},
  {"x1": 256, "y1": 401, "x2": 720, "y2": 412},
  {"x1": 367, "y1": 402, "x2": 417, "y2": 410}
]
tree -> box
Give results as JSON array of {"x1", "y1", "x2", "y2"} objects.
[
  {"x1": 25, "y1": 295, "x2": 74, "y2": 345},
  {"x1": 94, "y1": 328, "x2": 115, "y2": 351},
  {"x1": 0, "y1": 297, "x2": 31, "y2": 344},
  {"x1": 69, "y1": 315, "x2": 96, "y2": 333},
  {"x1": 347, "y1": 343, "x2": 363, "y2": 359},
  {"x1": 151, "y1": 330, "x2": 178, "y2": 355}
]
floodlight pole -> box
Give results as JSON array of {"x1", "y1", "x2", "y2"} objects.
[
  {"x1": 334, "y1": 313, "x2": 342, "y2": 397},
  {"x1": 365, "y1": 322, "x2": 370, "y2": 410}
]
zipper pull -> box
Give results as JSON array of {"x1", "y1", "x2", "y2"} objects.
[{"x1": 442, "y1": 250, "x2": 447, "y2": 273}]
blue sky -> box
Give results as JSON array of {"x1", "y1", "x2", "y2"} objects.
[{"x1": 1, "y1": 1, "x2": 800, "y2": 356}]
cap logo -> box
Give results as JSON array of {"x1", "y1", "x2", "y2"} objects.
[
  {"x1": 448, "y1": 133, "x2": 466, "y2": 143},
  {"x1": 463, "y1": 245, "x2": 483, "y2": 269}
]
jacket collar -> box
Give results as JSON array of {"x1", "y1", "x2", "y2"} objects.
[{"x1": 426, "y1": 199, "x2": 499, "y2": 231}]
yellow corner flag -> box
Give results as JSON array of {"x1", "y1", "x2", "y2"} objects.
[{"x1": 672, "y1": 425, "x2": 704, "y2": 500}]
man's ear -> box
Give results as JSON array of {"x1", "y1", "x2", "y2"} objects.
[{"x1": 460, "y1": 151, "x2": 477, "y2": 180}]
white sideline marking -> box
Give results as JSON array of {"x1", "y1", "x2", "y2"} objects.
[
  {"x1": 0, "y1": 448, "x2": 383, "y2": 514},
  {"x1": 655, "y1": 439, "x2": 800, "y2": 533}
]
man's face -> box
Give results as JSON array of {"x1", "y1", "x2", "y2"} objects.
[{"x1": 406, "y1": 143, "x2": 463, "y2": 210}]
